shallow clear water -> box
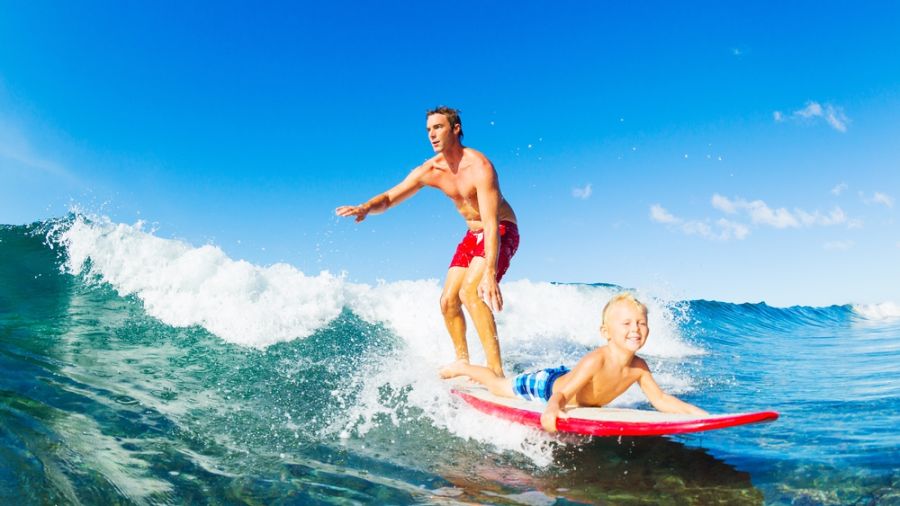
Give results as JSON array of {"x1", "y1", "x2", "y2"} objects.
[{"x1": 1, "y1": 217, "x2": 898, "y2": 505}]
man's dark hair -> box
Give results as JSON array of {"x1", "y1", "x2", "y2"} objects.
[{"x1": 426, "y1": 106, "x2": 463, "y2": 140}]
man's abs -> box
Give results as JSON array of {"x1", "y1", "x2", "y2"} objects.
[{"x1": 462, "y1": 199, "x2": 517, "y2": 231}]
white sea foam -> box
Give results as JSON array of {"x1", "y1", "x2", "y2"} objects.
[
  {"x1": 60, "y1": 215, "x2": 345, "y2": 348},
  {"x1": 60, "y1": 216, "x2": 701, "y2": 356},
  {"x1": 853, "y1": 302, "x2": 900, "y2": 320},
  {"x1": 58, "y1": 215, "x2": 704, "y2": 464}
]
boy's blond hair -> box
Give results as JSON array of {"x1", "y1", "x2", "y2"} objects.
[{"x1": 601, "y1": 292, "x2": 648, "y2": 326}]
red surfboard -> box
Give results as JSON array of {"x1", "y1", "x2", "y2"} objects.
[{"x1": 450, "y1": 380, "x2": 778, "y2": 436}]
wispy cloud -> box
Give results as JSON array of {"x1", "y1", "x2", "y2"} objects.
[
  {"x1": 652, "y1": 194, "x2": 861, "y2": 241},
  {"x1": 861, "y1": 191, "x2": 894, "y2": 208},
  {"x1": 712, "y1": 194, "x2": 852, "y2": 228},
  {"x1": 650, "y1": 204, "x2": 678, "y2": 224},
  {"x1": 650, "y1": 204, "x2": 749, "y2": 241},
  {"x1": 831, "y1": 182, "x2": 848, "y2": 195},
  {"x1": 794, "y1": 102, "x2": 823, "y2": 119},
  {"x1": 773, "y1": 101, "x2": 849, "y2": 132},
  {"x1": 572, "y1": 183, "x2": 592, "y2": 200}
]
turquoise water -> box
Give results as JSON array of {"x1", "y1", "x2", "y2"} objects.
[{"x1": 1, "y1": 216, "x2": 898, "y2": 505}]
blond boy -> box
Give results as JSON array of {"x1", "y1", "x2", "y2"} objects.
[{"x1": 440, "y1": 293, "x2": 707, "y2": 432}]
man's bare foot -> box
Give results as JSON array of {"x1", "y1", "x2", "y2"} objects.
[{"x1": 439, "y1": 358, "x2": 469, "y2": 379}]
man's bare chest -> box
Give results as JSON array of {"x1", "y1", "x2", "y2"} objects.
[{"x1": 425, "y1": 168, "x2": 478, "y2": 201}]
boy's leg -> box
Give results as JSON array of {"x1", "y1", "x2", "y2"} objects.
[
  {"x1": 458, "y1": 257, "x2": 503, "y2": 376},
  {"x1": 440, "y1": 361, "x2": 514, "y2": 398},
  {"x1": 440, "y1": 267, "x2": 469, "y2": 363}
]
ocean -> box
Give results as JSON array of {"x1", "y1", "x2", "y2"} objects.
[{"x1": 1, "y1": 215, "x2": 898, "y2": 505}]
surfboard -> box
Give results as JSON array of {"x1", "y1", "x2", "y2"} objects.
[{"x1": 449, "y1": 379, "x2": 779, "y2": 436}]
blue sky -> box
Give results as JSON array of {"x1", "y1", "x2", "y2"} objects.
[{"x1": 2, "y1": 1, "x2": 898, "y2": 306}]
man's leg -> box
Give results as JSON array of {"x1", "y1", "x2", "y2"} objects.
[
  {"x1": 440, "y1": 267, "x2": 470, "y2": 362},
  {"x1": 439, "y1": 361, "x2": 514, "y2": 397},
  {"x1": 458, "y1": 257, "x2": 503, "y2": 376}
]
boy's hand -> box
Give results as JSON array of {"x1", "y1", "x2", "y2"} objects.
[
  {"x1": 541, "y1": 407, "x2": 567, "y2": 433},
  {"x1": 540, "y1": 410, "x2": 557, "y2": 432}
]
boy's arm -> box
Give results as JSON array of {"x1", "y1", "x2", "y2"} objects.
[
  {"x1": 636, "y1": 361, "x2": 708, "y2": 416},
  {"x1": 541, "y1": 353, "x2": 601, "y2": 432},
  {"x1": 335, "y1": 165, "x2": 427, "y2": 222}
]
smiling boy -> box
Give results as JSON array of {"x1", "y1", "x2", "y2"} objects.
[{"x1": 440, "y1": 292, "x2": 707, "y2": 432}]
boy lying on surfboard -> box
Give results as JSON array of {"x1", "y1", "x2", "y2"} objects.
[{"x1": 440, "y1": 292, "x2": 708, "y2": 432}]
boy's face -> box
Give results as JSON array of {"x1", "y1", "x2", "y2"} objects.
[{"x1": 601, "y1": 301, "x2": 650, "y2": 352}]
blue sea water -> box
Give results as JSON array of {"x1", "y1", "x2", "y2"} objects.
[{"x1": 1, "y1": 215, "x2": 898, "y2": 505}]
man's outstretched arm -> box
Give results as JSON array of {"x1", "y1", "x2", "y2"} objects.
[{"x1": 336, "y1": 165, "x2": 427, "y2": 222}]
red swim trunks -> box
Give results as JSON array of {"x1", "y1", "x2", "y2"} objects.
[{"x1": 449, "y1": 221, "x2": 520, "y2": 281}]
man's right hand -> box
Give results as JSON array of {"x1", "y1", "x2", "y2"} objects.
[{"x1": 335, "y1": 205, "x2": 369, "y2": 223}]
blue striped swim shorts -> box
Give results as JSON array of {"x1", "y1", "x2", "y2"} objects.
[{"x1": 512, "y1": 365, "x2": 570, "y2": 402}]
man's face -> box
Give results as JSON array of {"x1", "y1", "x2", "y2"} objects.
[{"x1": 426, "y1": 113, "x2": 459, "y2": 153}]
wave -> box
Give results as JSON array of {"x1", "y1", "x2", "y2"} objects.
[
  {"x1": 4, "y1": 215, "x2": 898, "y2": 490},
  {"x1": 853, "y1": 302, "x2": 900, "y2": 320},
  {"x1": 50, "y1": 214, "x2": 699, "y2": 358},
  {"x1": 13, "y1": 214, "x2": 702, "y2": 463}
]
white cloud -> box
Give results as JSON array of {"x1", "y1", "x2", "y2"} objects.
[
  {"x1": 824, "y1": 105, "x2": 849, "y2": 132},
  {"x1": 572, "y1": 183, "x2": 592, "y2": 200},
  {"x1": 774, "y1": 101, "x2": 850, "y2": 132},
  {"x1": 824, "y1": 240, "x2": 854, "y2": 251},
  {"x1": 711, "y1": 194, "x2": 850, "y2": 229},
  {"x1": 862, "y1": 191, "x2": 894, "y2": 208},
  {"x1": 713, "y1": 195, "x2": 799, "y2": 228},
  {"x1": 653, "y1": 195, "x2": 859, "y2": 242},
  {"x1": 716, "y1": 218, "x2": 750, "y2": 240},
  {"x1": 795, "y1": 207, "x2": 848, "y2": 226},
  {"x1": 831, "y1": 182, "x2": 848, "y2": 195},
  {"x1": 649, "y1": 205, "x2": 749, "y2": 241},
  {"x1": 795, "y1": 101, "x2": 823, "y2": 118},
  {"x1": 874, "y1": 192, "x2": 894, "y2": 208},
  {"x1": 711, "y1": 193, "x2": 737, "y2": 214},
  {"x1": 681, "y1": 220, "x2": 711, "y2": 237},
  {"x1": 650, "y1": 204, "x2": 679, "y2": 224},
  {"x1": 747, "y1": 200, "x2": 800, "y2": 228}
]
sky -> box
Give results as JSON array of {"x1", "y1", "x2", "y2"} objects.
[{"x1": 2, "y1": 1, "x2": 899, "y2": 307}]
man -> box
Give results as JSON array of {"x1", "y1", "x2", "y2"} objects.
[{"x1": 335, "y1": 106, "x2": 518, "y2": 376}]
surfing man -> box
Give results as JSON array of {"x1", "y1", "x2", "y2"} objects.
[
  {"x1": 335, "y1": 106, "x2": 519, "y2": 376},
  {"x1": 440, "y1": 293, "x2": 707, "y2": 432}
]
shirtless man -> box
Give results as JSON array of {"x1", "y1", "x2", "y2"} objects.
[{"x1": 335, "y1": 106, "x2": 518, "y2": 376}]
